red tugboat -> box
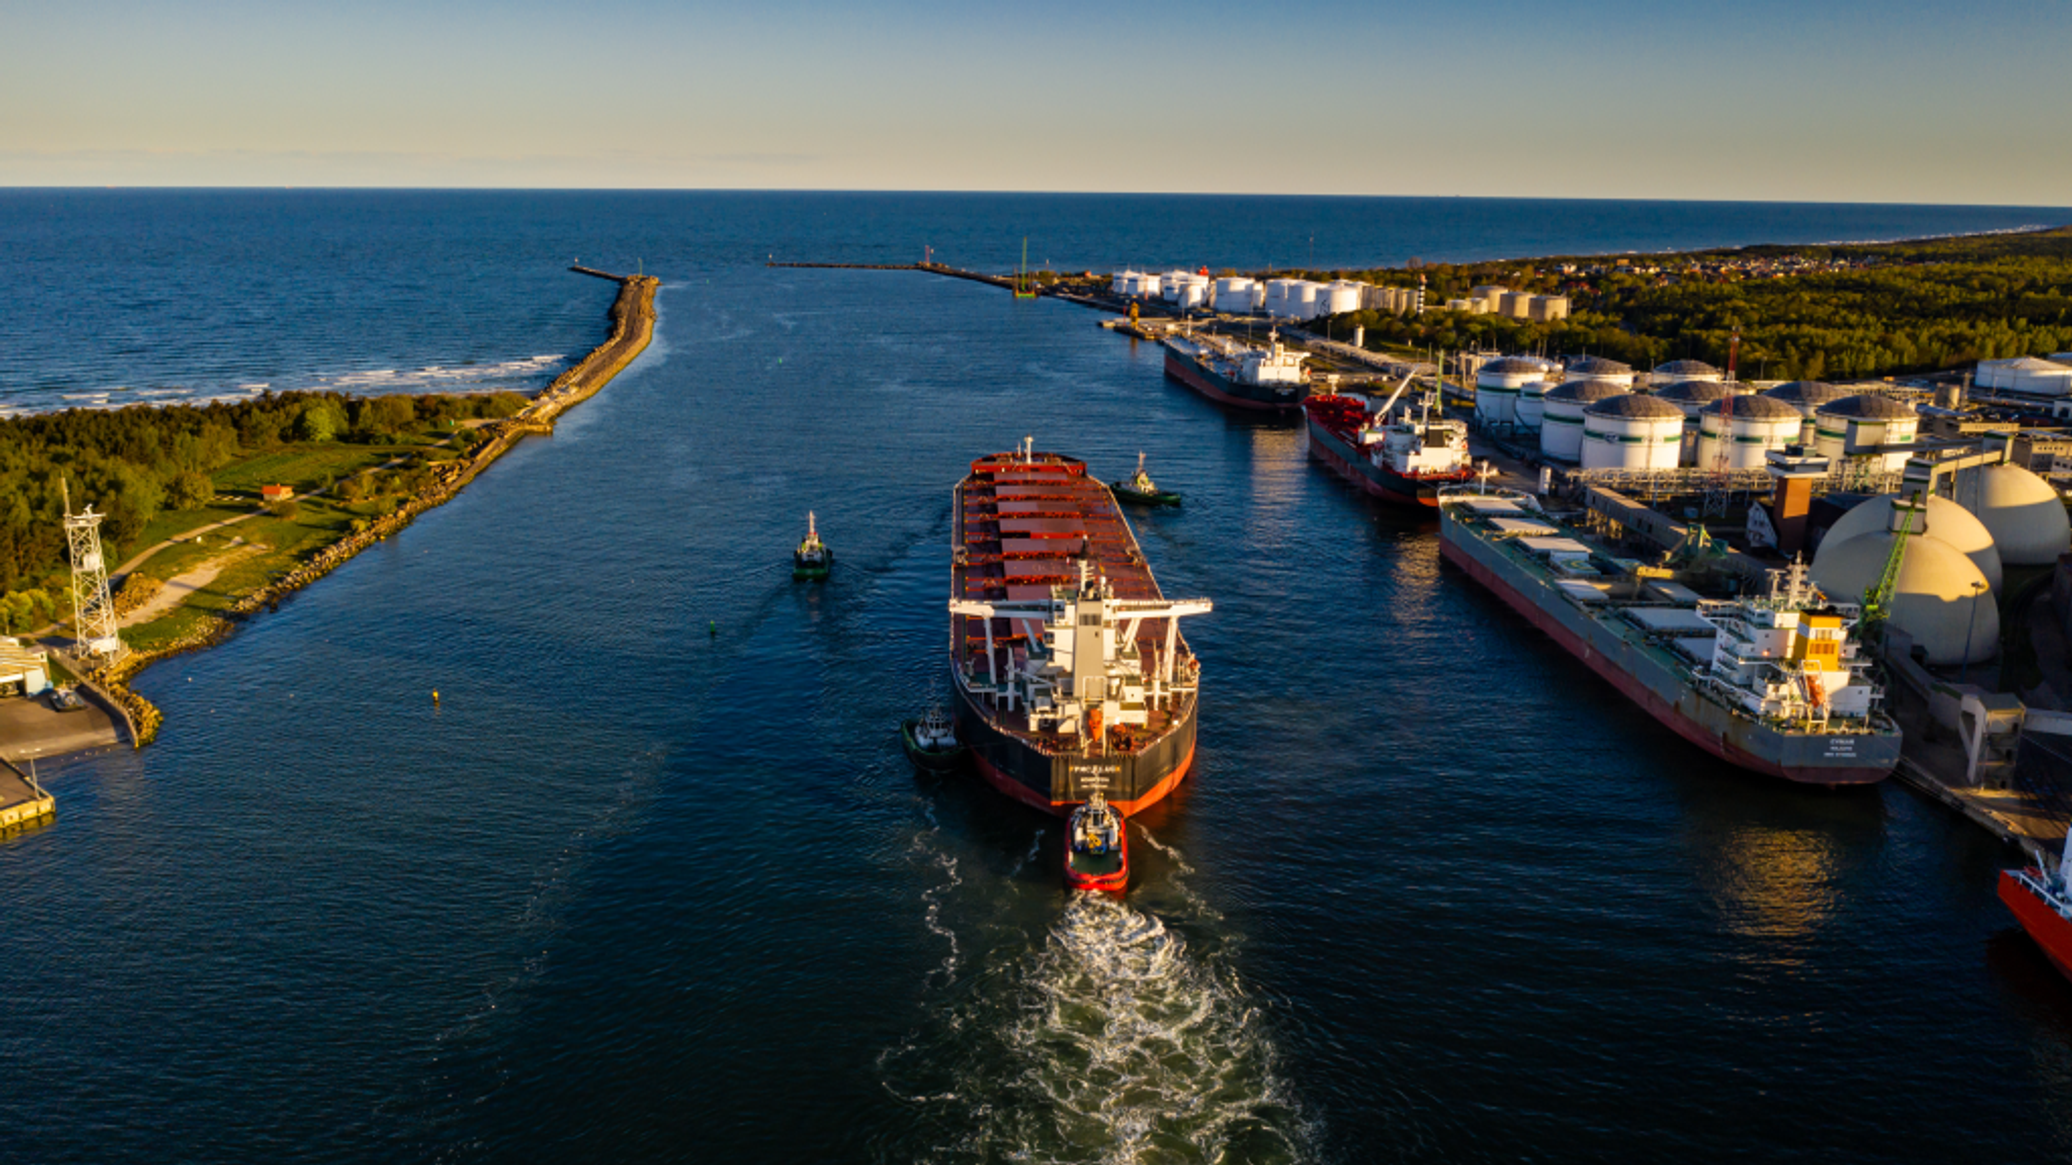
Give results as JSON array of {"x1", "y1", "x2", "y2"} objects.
[
  {"x1": 1064, "y1": 792, "x2": 1128, "y2": 892},
  {"x1": 2000, "y1": 830, "x2": 2072, "y2": 982},
  {"x1": 1303, "y1": 376, "x2": 1476, "y2": 507}
]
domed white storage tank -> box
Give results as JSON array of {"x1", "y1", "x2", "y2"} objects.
[
  {"x1": 1516, "y1": 378, "x2": 1556, "y2": 429},
  {"x1": 1813, "y1": 394, "x2": 1918, "y2": 473},
  {"x1": 1654, "y1": 379, "x2": 1729, "y2": 419},
  {"x1": 1810, "y1": 533, "x2": 1999, "y2": 666},
  {"x1": 1164, "y1": 273, "x2": 1210, "y2": 310},
  {"x1": 1214, "y1": 277, "x2": 1258, "y2": 314},
  {"x1": 1652, "y1": 359, "x2": 1723, "y2": 385},
  {"x1": 1262, "y1": 279, "x2": 1301, "y2": 317},
  {"x1": 1540, "y1": 379, "x2": 1629, "y2": 461},
  {"x1": 1320, "y1": 281, "x2": 1365, "y2": 315},
  {"x1": 1818, "y1": 494, "x2": 2003, "y2": 593},
  {"x1": 1762, "y1": 381, "x2": 1851, "y2": 443},
  {"x1": 1159, "y1": 271, "x2": 1191, "y2": 303},
  {"x1": 1693, "y1": 395, "x2": 1806, "y2": 470},
  {"x1": 1113, "y1": 271, "x2": 1161, "y2": 299},
  {"x1": 1975, "y1": 357, "x2": 2072, "y2": 395},
  {"x1": 1952, "y1": 462, "x2": 2072, "y2": 565},
  {"x1": 1580, "y1": 394, "x2": 1684, "y2": 470},
  {"x1": 1475, "y1": 357, "x2": 1548, "y2": 425},
  {"x1": 1562, "y1": 356, "x2": 1634, "y2": 387}
]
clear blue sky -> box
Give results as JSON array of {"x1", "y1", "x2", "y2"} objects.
[{"x1": 5, "y1": 0, "x2": 2067, "y2": 203}]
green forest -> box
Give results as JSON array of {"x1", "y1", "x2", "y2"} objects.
[
  {"x1": 0, "y1": 390, "x2": 525, "y2": 606},
  {"x1": 1301, "y1": 227, "x2": 2072, "y2": 380}
]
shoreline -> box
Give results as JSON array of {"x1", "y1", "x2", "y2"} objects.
[{"x1": 86, "y1": 269, "x2": 660, "y2": 747}]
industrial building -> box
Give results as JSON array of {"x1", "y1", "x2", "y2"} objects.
[
  {"x1": 1975, "y1": 356, "x2": 2072, "y2": 395},
  {"x1": 0, "y1": 639, "x2": 51, "y2": 698}
]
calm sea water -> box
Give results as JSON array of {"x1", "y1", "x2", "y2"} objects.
[{"x1": 4, "y1": 192, "x2": 2072, "y2": 1163}]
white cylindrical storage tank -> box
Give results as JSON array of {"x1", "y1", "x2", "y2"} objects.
[
  {"x1": 1475, "y1": 357, "x2": 1546, "y2": 426},
  {"x1": 1320, "y1": 281, "x2": 1365, "y2": 315},
  {"x1": 1539, "y1": 379, "x2": 1629, "y2": 461},
  {"x1": 1819, "y1": 494, "x2": 2003, "y2": 593},
  {"x1": 1562, "y1": 355, "x2": 1634, "y2": 387},
  {"x1": 1581, "y1": 394, "x2": 1684, "y2": 471},
  {"x1": 1952, "y1": 462, "x2": 2072, "y2": 565},
  {"x1": 1809, "y1": 533, "x2": 1999, "y2": 666},
  {"x1": 1762, "y1": 381, "x2": 1850, "y2": 443},
  {"x1": 1214, "y1": 277, "x2": 1257, "y2": 314},
  {"x1": 1290, "y1": 281, "x2": 1323, "y2": 319},
  {"x1": 1652, "y1": 359, "x2": 1723, "y2": 386},
  {"x1": 1516, "y1": 378, "x2": 1555, "y2": 429},
  {"x1": 1654, "y1": 379, "x2": 1729, "y2": 420},
  {"x1": 1812, "y1": 394, "x2": 1918, "y2": 472},
  {"x1": 1159, "y1": 271, "x2": 1190, "y2": 303},
  {"x1": 1975, "y1": 357, "x2": 2072, "y2": 395},
  {"x1": 1693, "y1": 395, "x2": 1805, "y2": 471},
  {"x1": 1168, "y1": 274, "x2": 1209, "y2": 310},
  {"x1": 1263, "y1": 279, "x2": 1300, "y2": 317},
  {"x1": 1111, "y1": 271, "x2": 1136, "y2": 297}
]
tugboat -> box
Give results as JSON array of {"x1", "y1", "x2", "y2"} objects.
[
  {"x1": 2001, "y1": 828, "x2": 2072, "y2": 983},
  {"x1": 1110, "y1": 453, "x2": 1181, "y2": 507},
  {"x1": 792, "y1": 512, "x2": 832, "y2": 580},
  {"x1": 1064, "y1": 792, "x2": 1128, "y2": 893},
  {"x1": 901, "y1": 704, "x2": 966, "y2": 772}
]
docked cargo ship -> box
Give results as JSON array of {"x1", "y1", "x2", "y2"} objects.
[
  {"x1": 1163, "y1": 330, "x2": 1310, "y2": 412},
  {"x1": 2001, "y1": 831, "x2": 2072, "y2": 983},
  {"x1": 949, "y1": 444, "x2": 1213, "y2": 815},
  {"x1": 1438, "y1": 488, "x2": 1900, "y2": 784},
  {"x1": 1304, "y1": 385, "x2": 1476, "y2": 507}
]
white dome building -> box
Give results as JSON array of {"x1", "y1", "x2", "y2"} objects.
[
  {"x1": 1817, "y1": 494, "x2": 2003, "y2": 593},
  {"x1": 1540, "y1": 379, "x2": 1629, "y2": 461},
  {"x1": 1476, "y1": 356, "x2": 1550, "y2": 425},
  {"x1": 1975, "y1": 357, "x2": 2072, "y2": 396},
  {"x1": 1810, "y1": 533, "x2": 1999, "y2": 666},
  {"x1": 1214, "y1": 277, "x2": 1258, "y2": 314},
  {"x1": 1653, "y1": 359, "x2": 1724, "y2": 385},
  {"x1": 1563, "y1": 355, "x2": 1635, "y2": 387},
  {"x1": 1580, "y1": 394, "x2": 1684, "y2": 470},
  {"x1": 1951, "y1": 462, "x2": 2072, "y2": 566},
  {"x1": 1813, "y1": 394, "x2": 1918, "y2": 473},
  {"x1": 1694, "y1": 395, "x2": 1804, "y2": 470}
]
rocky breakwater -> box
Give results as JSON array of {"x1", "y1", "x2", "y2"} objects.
[{"x1": 95, "y1": 271, "x2": 660, "y2": 747}]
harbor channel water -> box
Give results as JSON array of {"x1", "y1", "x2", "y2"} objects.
[{"x1": 4, "y1": 193, "x2": 2072, "y2": 1162}]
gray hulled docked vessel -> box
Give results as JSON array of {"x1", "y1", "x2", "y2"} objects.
[
  {"x1": 1438, "y1": 488, "x2": 1901, "y2": 784},
  {"x1": 949, "y1": 443, "x2": 1212, "y2": 814}
]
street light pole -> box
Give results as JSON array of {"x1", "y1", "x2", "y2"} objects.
[{"x1": 1961, "y1": 580, "x2": 1986, "y2": 684}]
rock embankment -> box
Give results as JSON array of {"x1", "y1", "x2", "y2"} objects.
[{"x1": 94, "y1": 272, "x2": 660, "y2": 747}]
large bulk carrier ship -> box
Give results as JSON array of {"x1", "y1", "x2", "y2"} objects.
[
  {"x1": 1163, "y1": 330, "x2": 1310, "y2": 412},
  {"x1": 949, "y1": 444, "x2": 1212, "y2": 815},
  {"x1": 1438, "y1": 488, "x2": 1901, "y2": 784}
]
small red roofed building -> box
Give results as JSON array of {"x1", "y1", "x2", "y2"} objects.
[{"x1": 260, "y1": 484, "x2": 294, "y2": 503}]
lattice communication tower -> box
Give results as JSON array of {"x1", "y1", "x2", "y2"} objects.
[{"x1": 62, "y1": 480, "x2": 122, "y2": 663}]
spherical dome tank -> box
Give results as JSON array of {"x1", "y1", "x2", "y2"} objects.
[
  {"x1": 1817, "y1": 494, "x2": 2002, "y2": 593},
  {"x1": 1563, "y1": 355, "x2": 1634, "y2": 387},
  {"x1": 1952, "y1": 462, "x2": 2072, "y2": 565},
  {"x1": 1810, "y1": 533, "x2": 1999, "y2": 666},
  {"x1": 1813, "y1": 394, "x2": 1918, "y2": 472},
  {"x1": 1656, "y1": 379, "x2": 1728, "y2": 419},
  {"x1": 1580, "y1": 394, "x2": 1683, "y2": 470},
  {"x1": 1654, "y1": 359, "x2": 1723, "y2": 384},
  {"x1": 1540, "y1": 379, "x2": 1629, "y2": 461}
]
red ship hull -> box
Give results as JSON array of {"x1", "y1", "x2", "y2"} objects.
[
  {"x1": 1440, "y1": 537, "x2": 1892, "y2": 785},
  {"x1": 2001, "y1": 868, "x2": 2072, "y2": 981},
  {"x1": 1303, "y1": 398, "x2": 1472, "y2": 508}
]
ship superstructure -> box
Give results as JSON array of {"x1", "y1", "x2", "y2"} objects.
[
  {"x1": 1304, "y1": 380, "x2": 1476, "y2": 506},
  {"x1": 950, "y1": 444, "x2": 1212, "y2": 814},
  {"x1": 1437, "y1": 487, "x2": 1900, "y2": 784},
  {"x1": 1163, "y1": 329, "x2": 1310, "y2": 412}
]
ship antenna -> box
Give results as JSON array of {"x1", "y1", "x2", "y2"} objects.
[{"x1": 808, "y1": 511, "x2": 817, "y2": 539}]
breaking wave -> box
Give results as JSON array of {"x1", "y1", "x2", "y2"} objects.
[{"x1": 879, "y1": 889, "x2": 1313, "y2": 1164}]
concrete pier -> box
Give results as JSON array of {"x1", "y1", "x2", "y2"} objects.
[{"x1": 0, "y1": 758, "x2": 55, "y2": 832}]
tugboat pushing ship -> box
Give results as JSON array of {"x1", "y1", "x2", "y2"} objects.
[{"x1": 948, "y1": 442, "x2": 1213, "y2": 831}]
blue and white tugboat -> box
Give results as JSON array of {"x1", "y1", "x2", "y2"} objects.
[{"x1": 901, "y1": 704, "x2": 966, "y2": 772}]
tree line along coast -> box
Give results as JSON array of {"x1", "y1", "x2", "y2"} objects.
[{"x1": 1034, "y1": 226, "x2": 2072, "y2": 383}]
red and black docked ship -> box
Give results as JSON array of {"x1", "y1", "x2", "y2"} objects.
[{"x1": 949, "y1": 443, "x2": 1212, "y2": 816}]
